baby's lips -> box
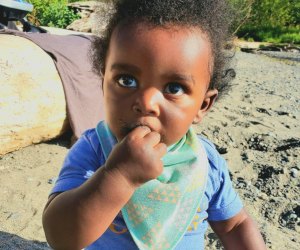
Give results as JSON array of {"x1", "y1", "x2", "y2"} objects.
[
  {"x1": 121, "y1": 120, "x2": 160, "y2": 138},
  {"x1": 131, "y1": 122, "x2": 154, "y2": 132}
]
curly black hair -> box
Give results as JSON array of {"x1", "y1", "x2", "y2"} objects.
[{"x1": 91, "y1": 0, "x2": 234, "y2": 98}]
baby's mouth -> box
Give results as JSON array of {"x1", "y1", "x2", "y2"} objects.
[
  {"x1": 120, "y1": 122, "x2": 152, "y2": 136},
  {"x1": 120, "y1": 122, "x2": 165, "y2": 143}
]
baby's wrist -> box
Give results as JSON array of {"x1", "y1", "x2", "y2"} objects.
[{"x1": 102, "y1": 164, "x2": 138, "y2": 192}]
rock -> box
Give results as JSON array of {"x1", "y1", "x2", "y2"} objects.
[
  {"x1": 68, "y1": 1, "x2": 99, "y2": 13},
  {"x1": 215, "y1": 145, "x2": 228, "y2": 154},
  {"x1": 274, "y1": 138, "x2": 300, "y2": 152},
  {"x1": 258, "y1": 192, "x2": 268, "y2": 200},
  {"x1": 67, "y1": 15, "x2": 94, "y2": 33},
  {"x1": 241, "y1": 152, "x2": 249, "y2": 161},
  {"x1": 67, "y1": 1, "x2": 111, "y2": 35},
  {"x1": 48, "y1": 177, "x2": 58, "y2": 184},
  {"x1": 291, "y1": 168, "x2": 298, "y2": 178},
  {"x1": 279, "y1": 205, "x2": 300, "y2": 230},
  {"x1": 247, "y1": 134, "x2": 269, "y2": 152},
  {"x1": 236, "y1": 177, "x2": 248, "y2": 189},
  {"x1": 68, "y1": 1, "x2": 99, "y2": 14},
  {"x1": 281, "y1": 154, "x2": 289, "y2": 163},
  {"x1": 0, "y1": 35, "x2": 68, "y2": 156}
]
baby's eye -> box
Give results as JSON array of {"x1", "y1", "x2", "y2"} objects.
[
  {"x1": 165, "y1": 83, "x2": 185, "y2": 96},
  {"x1": 116, "y1": 75, "x2": 137, "y2": 88}
]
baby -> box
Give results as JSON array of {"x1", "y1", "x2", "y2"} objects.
[{"x1": 43, "y1": 0, "x2": 266, "y2": 249}]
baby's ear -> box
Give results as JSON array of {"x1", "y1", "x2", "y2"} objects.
[{"x1": 193, "y1": 89, "x2": 218, "y2": 124}]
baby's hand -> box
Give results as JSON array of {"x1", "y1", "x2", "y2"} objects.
[{"x1": 104, "y1": 126, "x2": 167, "y2": 187}]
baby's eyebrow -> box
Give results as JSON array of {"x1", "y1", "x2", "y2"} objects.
[
  {"x1": 110, "y1": 63, "x2": 141, "y2": 74},
  {"x1": 163, "y1": 73, "x2": 195, "y2": 85}
]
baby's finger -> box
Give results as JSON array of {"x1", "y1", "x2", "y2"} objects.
[
  {"x1": 144, "y1": 131, "x2": 161, "y2": 146},
  {"x1": 154, "y1": 142, "x2": 167, "y2": 157},
  {"x1": 127, "y1": 125, "x2": 151, "y2": 140}
]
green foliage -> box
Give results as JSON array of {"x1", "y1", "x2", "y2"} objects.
[
  {"x1": 230, "y1": 0, "x2": 300, "y2": 28},
  {"x1": 229, "y1": 0, "x2": 300, "y2": 44},
  {"x1": 228, "y1": 0, "x2": 254, "y2": 34},
  {"x1": 27, "y1": 0, "x2": 80, "y2": 28},
  {"x1": 238, "y1": 25, "x2": 300, "y2": 44},
  {"x1": 249, "y1": 0, "x2": 299, "y2": 27}
]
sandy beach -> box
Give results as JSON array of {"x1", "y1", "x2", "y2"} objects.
[{"x1": 0, "y1": 49, "x2": 299, "y2": 249}]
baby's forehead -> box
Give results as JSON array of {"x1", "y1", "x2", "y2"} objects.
[
  {"x1": 109, "y1": 22, "x2": 213, "y2": 73},
  {"x1": 111, "y1": 22, "x2": 212, "y2": 56}
]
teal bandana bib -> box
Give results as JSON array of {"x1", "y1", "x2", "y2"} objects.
[{"x1": 96, "y1": 121, "x2": 209, "y2": 250}]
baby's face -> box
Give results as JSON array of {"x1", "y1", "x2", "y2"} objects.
[{"x1": 103, "y1": 23, "x2": 214, "y2": 146}]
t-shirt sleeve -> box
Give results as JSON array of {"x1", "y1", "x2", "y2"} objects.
[
  {"x1": 200, "y1": 137, "x2": 243, "y2": 221},
  {"x1": 51, "y1": 129, "x2": 104, "y2": 195},
  {"x1": 207, "y1": 157, "x2": 243, "y2": 221}
]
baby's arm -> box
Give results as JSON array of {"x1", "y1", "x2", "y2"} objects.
[
  {"x1": 42, "y1": 126, "x2": 167, "y2": 250},
  {"x1": 209, "y1": 208, "x2": 266, "y2": 250}
]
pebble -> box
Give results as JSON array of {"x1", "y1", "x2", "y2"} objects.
[
  {"x1": 7, "y1": 212, "x2": 20, "y2": 220},
  {"x1": 291, "y1": 168, "x2": 298, "y2": 178},
  {"x1": 258, "y1": 193, "x2": 268, "y2": 200},
  {"x1": 267, "y1": 132, "x2": 276, "y2": 137},
  {"x1": 281, "y1": 155, "x2": 289, "y2": 163},
  {"x1": 241, "y1": 152, "x2": 249, "y2": 161},
  {"x1": 48, "y1": 177, "x2": 58, "y2": 184},
  {"x1": 237, "y1": 182, "x2": 246, "y2": 189},
  {"x1": 221, "y1": 121, "x2": 228, "y2": 127}
]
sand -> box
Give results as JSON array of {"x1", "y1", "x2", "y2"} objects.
[{"x1": 0, "y1": 50, "x2": 299, "y2": 249}]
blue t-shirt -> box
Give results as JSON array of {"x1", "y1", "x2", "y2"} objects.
[{"x1": 51, "y1": 129, "x2": 243, "y2": 250}]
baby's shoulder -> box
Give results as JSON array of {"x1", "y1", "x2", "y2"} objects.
[
  {"x1": 198, "y1": 136, "x2": 234, "y2": 198},
  {"x1": 81, "y1": 128, "x2": 100, "y2": 147},
  {"x1": 197, "y1": 136, "x2": 225, "y2": 169},
  {"x1": 74, "y1": 128, "x2": 103, "y2": 160}
]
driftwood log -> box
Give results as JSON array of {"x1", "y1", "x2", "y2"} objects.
[{"x1": 0, "y1": 35, "x2": 69, "y2": 155}]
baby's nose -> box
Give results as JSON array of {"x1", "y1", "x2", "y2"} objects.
[{"x1": 133, "y1": 88, "x2": 161, "y2": 116}]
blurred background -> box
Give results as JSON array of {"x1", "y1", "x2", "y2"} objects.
[{"x1": 24, "y1": 0, "x2": 300, "y2": 44}]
